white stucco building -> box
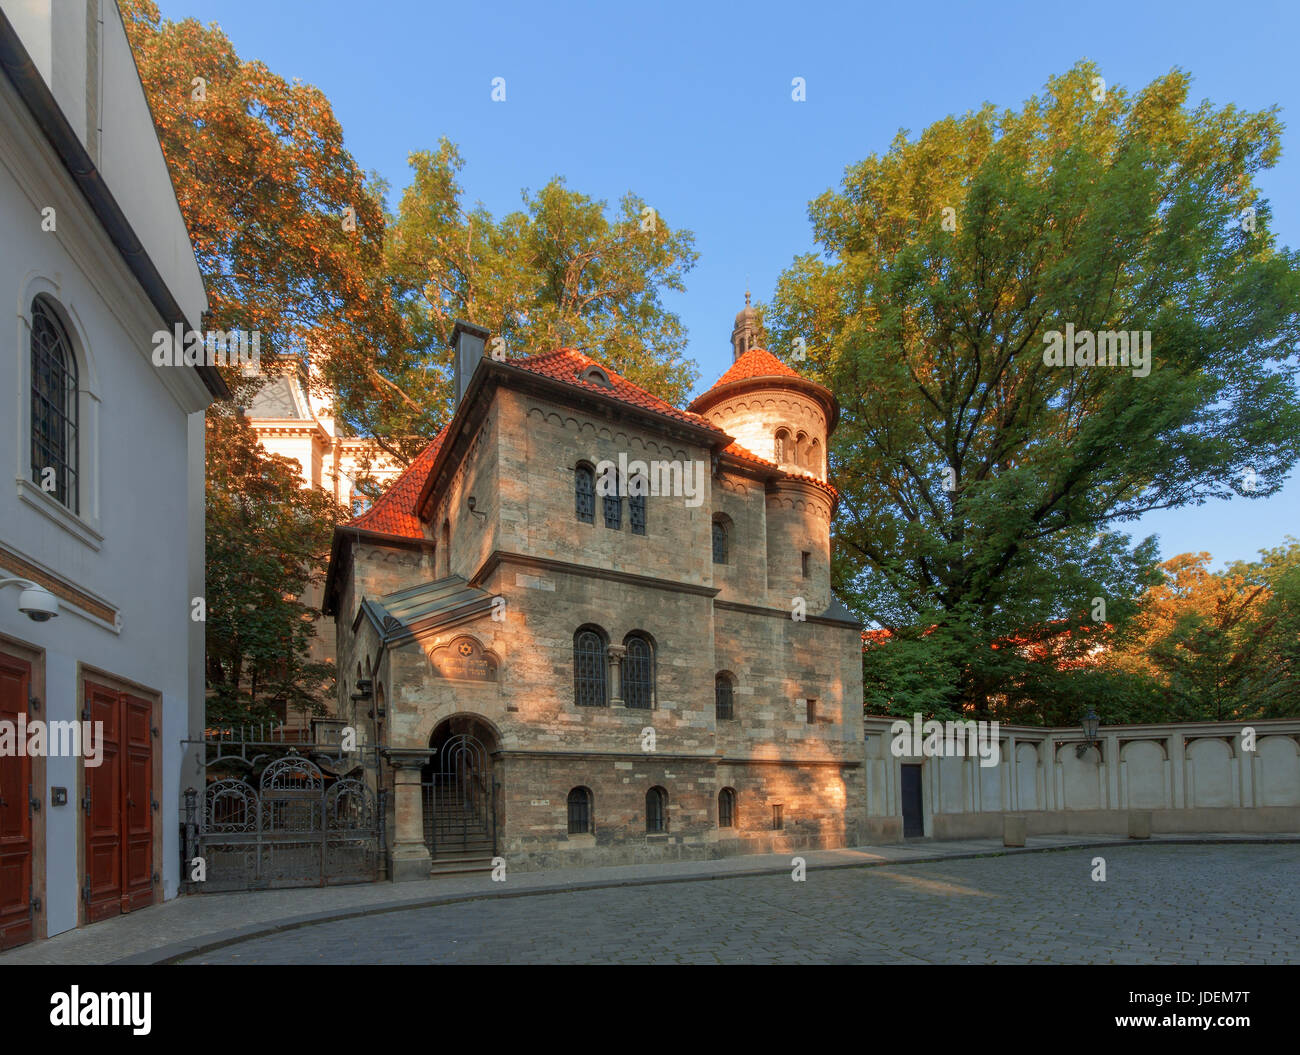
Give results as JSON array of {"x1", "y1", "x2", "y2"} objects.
[{"x1": 0, "y1": 0, "x2": 224, "y2": 948}]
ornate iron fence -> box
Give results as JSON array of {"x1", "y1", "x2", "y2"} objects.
[{"x1": 185, "y1": 753, "x2": 384, "y2": 891}]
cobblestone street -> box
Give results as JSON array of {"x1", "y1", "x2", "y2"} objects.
[{"x1": 183, "y1": 844, "x2": 1300, "y2": 965}]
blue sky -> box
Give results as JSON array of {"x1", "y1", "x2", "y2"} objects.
[{"x1": 156, "y1": 0, "x2": 1300, "y2": 569}]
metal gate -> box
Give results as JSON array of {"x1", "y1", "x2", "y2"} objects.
[
  {"x1": 188, "y1": 755, "x2": 382, "y2": 891},
  {"x1": 422, "y1": 733, "x2": 495, "y2": 858}
]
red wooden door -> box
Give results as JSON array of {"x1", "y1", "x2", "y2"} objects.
[
  {"x1": 83, "y1": 683, "x2": 155, "y2": 922},
  {"x1": 0, "y1": 654, "x2": 34, "y2": 950},
  {"x1": 83, "y1": 682, "x2": 122, "y2": 923},
  {"x1": 121, "y1": 694, "x2": 153, "y2": 911}
]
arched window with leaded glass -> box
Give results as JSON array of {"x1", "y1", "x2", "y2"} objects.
[
  {"x1": 715, "y1": 672, "x2": 735, "y2": 720},
  {"x1": 711, "y1": 515, "x2": 730, "y2": 565},
  {"x1": 575, "y1": 462, "x2": 595, "y2": 523},
  {"x1": 567, "y1": 787, "x2": 593, "y2": 834},
  {"x1": 645, "y1": 786, "x2": 667, "y2": 833},
  {"x1": 718, "y1": 787, "x2": 736, "y2": 829},
  {"x1": 628, "y1": 473, "x2": 646, "y2": 535},
  {"x1": 573, "y1": 626, "x2": 608, "y2": 707},
  {"x1": 29, "y1": 296, "x2": 79, "y2": 513},
  {"x1": 623, "y1": 632, "x2": 655, "y2": 709},
  {"x1": 602, "y1": 468, "x2": 622, "y2": 529}
]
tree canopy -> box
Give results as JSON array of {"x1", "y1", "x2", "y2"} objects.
[{"x1": 769, "y1": 62, "x2": 1300, "y2": 718}]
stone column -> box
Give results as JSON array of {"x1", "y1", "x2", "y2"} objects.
[
  {"x1": 1106, "y1": 733, "x2": 1121, "y2": 809},
  {"x1": 390, "y1": 764, "x2": 432, "y2": 881},
  {"x1": 607, "y1": 644, "x2": 626, "y2": 707},
  {"x1": 1169, "y1": 730, "x2": 1186, "y2": 809}
]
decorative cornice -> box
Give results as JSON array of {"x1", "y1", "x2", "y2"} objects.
[{"x1": 0, "y1": 542, "x2": 118, "y2": 625}]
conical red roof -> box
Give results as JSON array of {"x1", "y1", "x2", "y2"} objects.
[{"x1": 708, "y1": 347, "x2": 802, "y2": 389}]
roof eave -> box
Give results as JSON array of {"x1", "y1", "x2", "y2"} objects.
[{"x1": 690, "y1": 374, "x2": 839, "y2": 434}]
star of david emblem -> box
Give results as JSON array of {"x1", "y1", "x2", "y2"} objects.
[{"x1": 457, "y1": 641, "x2": 474, "y2": 657}]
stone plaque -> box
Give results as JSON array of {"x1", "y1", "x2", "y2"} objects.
[{"x1": 429, "y1": 636, "x2": 499, "y2": 682}]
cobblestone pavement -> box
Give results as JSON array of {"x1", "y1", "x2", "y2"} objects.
[{"x1": 183, "y1": 844, "x2": 1300, "y2": 965}]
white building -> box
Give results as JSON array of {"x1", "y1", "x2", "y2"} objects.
[{"x1": 0, "y1": 0, "x2": 224, "y2": 948}]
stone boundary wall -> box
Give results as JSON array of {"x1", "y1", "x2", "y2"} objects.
[{"x1": 862, "y1": 716, "x2": 1300, "y2": 841}]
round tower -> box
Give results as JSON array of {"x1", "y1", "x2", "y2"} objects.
[
  {"x1": 690, "y1": 293, "x2": 838, "y2": 483},
  {"x1": 691, "y1": 294, "x2": 840, "y2": 609}
]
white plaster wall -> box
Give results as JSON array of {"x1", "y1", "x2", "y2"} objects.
[
  {"x1": 1016, "y1": 743, "x2": 1039, "y2": 809},
  {"x1": 1188, "y1": 738, "x2": 1233, "y2": 808},
  {"x1": 1, "y1": 0, "x2": 207, "y2": 326},
  {"x1": 0, "y1": 27, "x2": 212, "y2": 934},
  {"x1": 1256, "y1": 736, "x2": 1299, "y2": 807},
  {"x1": 1123, "y1": 740, "x2": 1167, "y2": 808}
]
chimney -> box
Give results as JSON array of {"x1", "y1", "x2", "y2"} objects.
[{"x1": 451, "y1": 320, "x2": 491, "y2": 410}]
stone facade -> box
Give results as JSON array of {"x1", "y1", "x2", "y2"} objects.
[{"x1": 324, "y1": 309, "x2": 865, "y2": 876}]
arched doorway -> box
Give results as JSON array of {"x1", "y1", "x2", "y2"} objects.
[{"x1": 421, "y1": 716, "x2": 496, "y2": 860}]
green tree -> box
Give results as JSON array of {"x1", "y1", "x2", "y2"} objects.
[
  {"x1": 120, "y1": 0, "x2": 408, "y2": 436},
  {"x1": 1102, "y1": 547, "x2": 1300, "y2": 720},
  {"x1": 768, "y1": 62, "x2": 1300, "y2": 717},
  {"x1": 204, "y1": 414, "x2": 343, "y2": 726},
  {"x1": 381, "y1": 140, "x2": 701, "y2": 426}
]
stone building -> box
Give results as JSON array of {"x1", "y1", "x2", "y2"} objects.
[{"x1": 322, "y1": 300, "x2": 865, "y2": 877}]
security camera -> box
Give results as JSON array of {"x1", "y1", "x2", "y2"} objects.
[{"x1": 18, "y1": 585, "x2": 59, "y2": 622}]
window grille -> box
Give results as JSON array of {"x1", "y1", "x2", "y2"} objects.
[
  {"x1": 574, "y1": 629, "x2": 607, "y2": 707},
  {"x1": 30, "y1": 297, "x2": 78, "y2": 512}
]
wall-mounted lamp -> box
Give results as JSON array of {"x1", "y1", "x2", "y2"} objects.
[
  {"x1": 1076, "y1": 708, "x2": 1101, "y2": 758},
  {"x1": 466, "y1": 495, "x2": 486, "y2": 520}
]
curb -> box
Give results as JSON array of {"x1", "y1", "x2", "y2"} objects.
[{"x1": 114, "y1": 835, "x2": 1300, "y2": 965}]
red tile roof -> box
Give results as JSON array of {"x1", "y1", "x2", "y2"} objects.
[
  {"x1": 345, "y1": 426, "x2": 447, "y2": 538},
  {"x1": 707, "y1": 347, "x2": 802, "y2": 389},
  {"x1": 342, "y1": 346, "x2": 835, "y2": 542},
  {"x1": 511, "y1": 348, "x2": 724, "y2": 434},
  {"x1": 722, "y1": 440, "x2": 838, "y2": 499}
]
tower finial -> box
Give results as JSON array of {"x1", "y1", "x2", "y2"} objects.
[{"x1": 731, "y1": 288, "x2": 762, "y2": 361}]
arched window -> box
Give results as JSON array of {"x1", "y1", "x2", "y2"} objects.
[
  {"x1": 573, "y1": 627, "x2": 608, "y2": 707},
  {"x1": 623, "y1": 633, "x2": 654, "y2": 709},
  {"x1": 567, "y1": 787, "x2": 593, "y2": 834},
  {"x1": 602, "y1": 469, "x2": 622, "y2": 529},
  {"x1": 809, "y1": 438, "x2": 822, "y2": 475},
  {"x1": 440, "y1": 519, "x2": 450, "y2": 576},
  {"x1": 575, "y1": 463, "x2": 595, "y2": 523},
  {"x1": 715, "y1": 672, "x2": 735, "y2": 720},
  {"x1": 711, "y1": 515, "x2": 729, "y2": 565},
  {"x1": 628, "y1": 473, "x2": 646, "y2": 536},
  {"x1": 718, "y1": 787, "x2": 736, "y2": 829},
  {"x1": 794, "y1": 430, "x2": 808, "y2": 468},
  {"x1": 645, "y1": 786, "x2": 667, "y2": 833},
  {"x1": 775, "y1": 428, "x2": 792, "y2": 465},
  {"x1": 30, "y1": 296, "x2": 79, "y2": 512}
]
